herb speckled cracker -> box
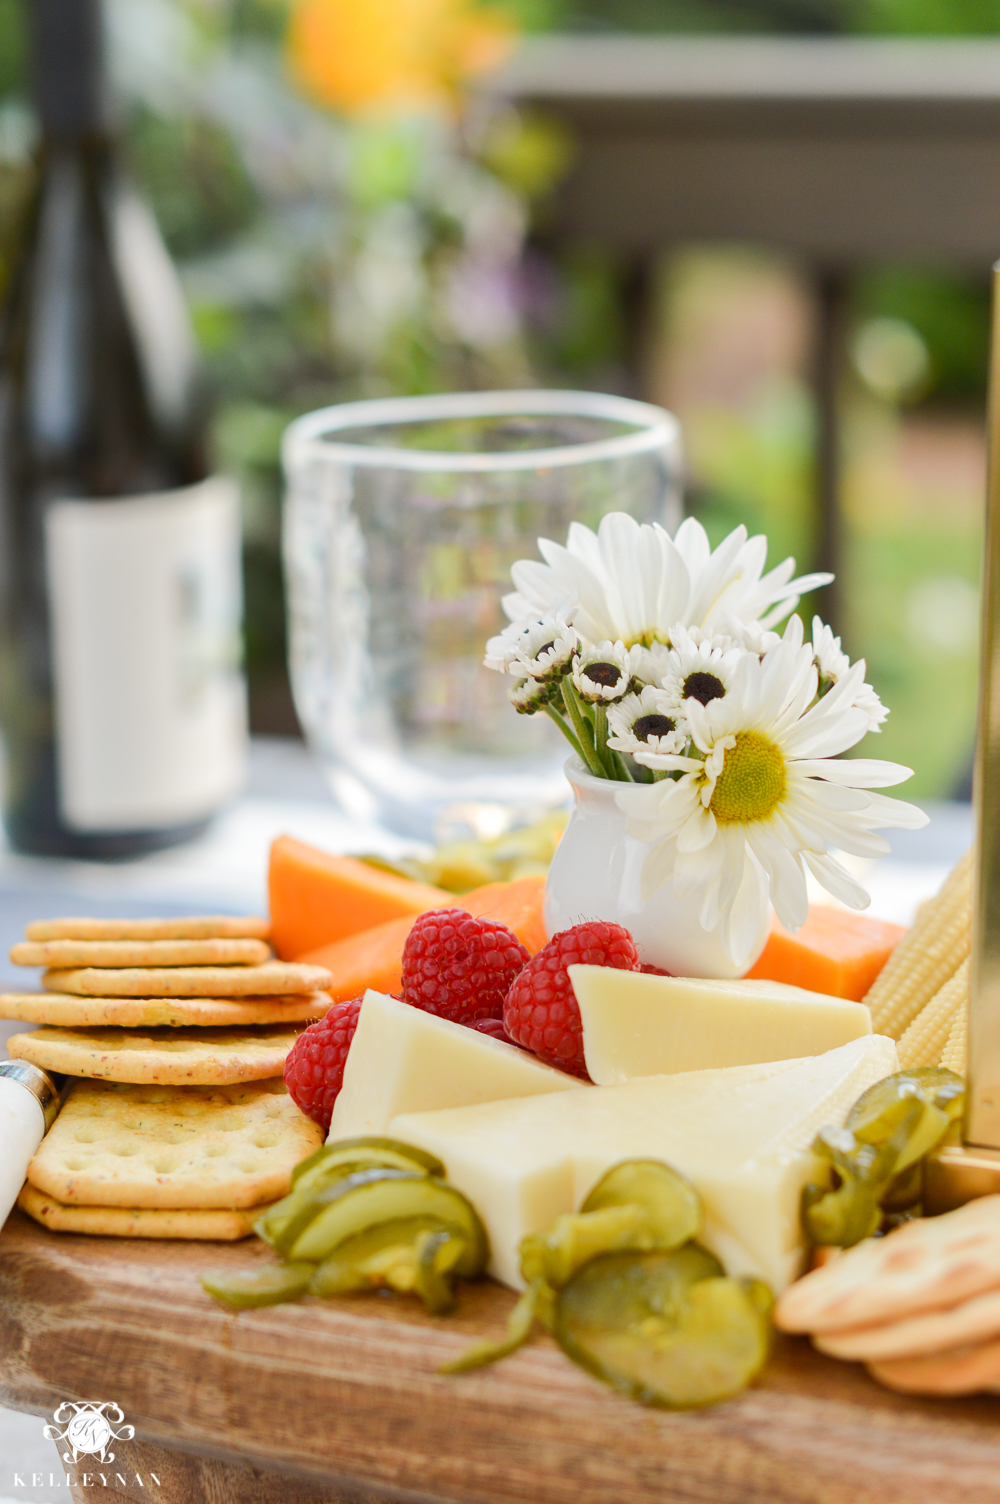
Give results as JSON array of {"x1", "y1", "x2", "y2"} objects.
[
  {"x1": 0, "y1": 991, "x2": 329, "y2": 1028},
  {"x1": 868, "y1": 1336, "x2": 1000, "y2": 1396},
  {"x1": 25, "y1": 916, "x2": 270, "y2": 942},
  {"x1": 815, "y1": 1285, "x2": 1000, "y2": 1363},
  {"x1": 27, "y1": 1078, "x2": 323, "y2": 1209},
  {"x1": 18, "y1": 1183, "x2": 267, "y2": 1241},
  {"x1": 42, "y1": 959, "x2": 332, "y2": 998},
  {"x1": 12, "y1": 938, "x2": 272, "y2": 968},
  {"x1": 7, "y1": 1023, "x2": 303, "y2": 1084}
]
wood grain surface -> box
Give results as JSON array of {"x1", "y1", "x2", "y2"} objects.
[{"x1": 2, "y1": 1209, "x2": 1000, "y2": 1504}]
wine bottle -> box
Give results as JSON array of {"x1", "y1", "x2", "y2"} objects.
[{"x1": 0, "y1": 0, "x2": 247, "y2": 858}]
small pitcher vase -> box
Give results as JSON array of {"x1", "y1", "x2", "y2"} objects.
[{"x1": 543, "y1": 758, "x2": 771, "y2": 979}]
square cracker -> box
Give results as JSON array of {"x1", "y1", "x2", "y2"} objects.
[
  {"x1": 42, "y1": 960, "x2": 332, "y2": 998},
  {"x1": 12, "y1": 938, "x2": 272, "y2": 969},
  {"x1": 25, "y1": 916, "x2": 270, "y2": 942},
  {"x1": 18, "y1": 1183, "x2": 267, "y2": 1241},
  {"x1": 0, "y1": 992, "x2": 329, "y2": 1028},
  {"x1": 7, "y1": 1023, "x2": 303, "y2": 1085},
  {"x1": 27, "y1": 1077, "x2": 323, "y2": 1208}
]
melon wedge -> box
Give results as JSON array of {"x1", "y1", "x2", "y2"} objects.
[
  {"x1": 744, "y1": 905, "x2": 905, "y2": 1002},
  {"x1": 297, "y1": 875, "x2": 547, "y2": 1002},
  {"x1": 268, "y1": 835, "x2": 452, "y2": 961}
]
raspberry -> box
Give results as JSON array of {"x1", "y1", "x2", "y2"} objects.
[
  {"x1": 283, "y1": 995, "x2": 362, "y2": 1131},
  {"x1": 639, "y1": 962, "x2": 672, "y2": 976},
  {"x1": 402, "y1": 908, "x2": 530, "y2": 1024},
  {"x1": 472, "y1": 1016, "x2": 522, "y2": 1047},
  {"x1": 503, "y1": 921, "x2": 639, "y2": 1077}
]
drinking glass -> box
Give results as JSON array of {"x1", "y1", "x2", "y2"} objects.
[{"x1": 281, "y1": 389, "x2": 682, "y2": 840}]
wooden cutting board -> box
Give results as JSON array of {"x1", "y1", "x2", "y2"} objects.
[{"x1": 2, "y1": 1208, "x2": 1000, "y2": 1504}]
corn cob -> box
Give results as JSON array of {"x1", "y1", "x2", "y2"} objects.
[
  {"x1": 940, "y1": 989, "x2": 969, "y2": 1076},
  {"x1": 896, "y1": 956, "x2": 970, "y2": 1070},
  {"x1": 864, "y1": 847, "x2": 973, "y2": 1040}
]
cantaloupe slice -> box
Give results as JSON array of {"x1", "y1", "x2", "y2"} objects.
[
  {"x1": 269, "y1": 835, "x2": 452, "y2": 961},
  {"x1": 744, "y1": 905, "x2": 905, "y2": 1002},
  {"x1": 297, "y1": 874, "x2": 547, "y2": 1002}
]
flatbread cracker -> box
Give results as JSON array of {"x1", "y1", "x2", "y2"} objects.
[
  {"x1": 7, "y1": 1023, "x2": 303, "y2": 1085},
  {"x1": 868, "y1": 1336, "x2": 1000, "y2": 1396},
  {"x1": 774, "y1": 1196, "x2": 1000, "y2": 1335},
  {"x1": 12, "y1": 938, "x2": 271, "y2": 969},
  {"x1": 28, "y1": 1078, "x2": 323, "y2": 1208},
  {"x1": 25, "y1": 916, "x2": 270, "y2": 942},
  {"x1": 0, "y1": 991, "x2": 329, "y2": 1028},
  {"x1": 42, "y1": 960, "x2": 332, "y2": 998},
  {"x1": 17, "y1": 1183, "x2": 265, "y2": 1241},
  {"x1": 815, "y1": 1286, "x2": 1000, "y2": 1363}
]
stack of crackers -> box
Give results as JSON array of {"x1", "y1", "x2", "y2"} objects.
[
  {"x1": 775, "y1": 1196, "x2": 1000, "y2": 1396},
  {"x1": 3, "y1": 915, "x2": 334, "y2": 1241}
]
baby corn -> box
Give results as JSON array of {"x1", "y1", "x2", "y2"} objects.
[
  {"x1": 897, "y1": 957, "x2": 970, "y2": 1070},
  {"x1": 941, "y1": 991, "x2": 969, "y2": 1076},
  {"x1": 864, "y1": 848, "x2": 973, "y2": 1040}
]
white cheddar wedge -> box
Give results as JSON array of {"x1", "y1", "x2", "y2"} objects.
[
  {"x1": 389, "y1": 1034, "x2": 899, "y2": 1295},
  {"x1": 571, "y1": 965, "x2": 872, "y2": 1085},
  {"x1": 328, "y1": 989, "x2": 579, "y2": 1142}
]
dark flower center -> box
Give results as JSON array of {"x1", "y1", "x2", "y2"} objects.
[
  {"x1": 585, "y1": 661, "x2": 623, "y2": 687},
  {"x1": 538, "y1": 640, "x2": 555, "y2": 657},
  {"x1": 683, "y1": 671, "x2": 726, "y2": 705},
  {"x1": 633, "y1": 713, "x2": 677, "y2": 742}
]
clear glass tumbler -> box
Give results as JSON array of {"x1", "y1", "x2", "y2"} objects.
[{"x1": 281, "y1": 389, "x2": 682, "y2": 840}]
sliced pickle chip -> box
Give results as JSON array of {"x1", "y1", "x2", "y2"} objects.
[
  {"x1": 805, "y1": 1102, "x2": 924, "y2": 1247},
  {"x1": 554, "y1": 1248, "x2": 770, "y2": 1409},
  {"x1": 441, "y1": 1279, "x2": 545, "y2": 1374},
  {"x1": 846, "y1": 1069, "x2": 964, "y2": 1172},
  {"x1": 290, "y1": 1170, "x2": 488, "y2": 1274},
  {"x1": 581, "y1": 1161, "x2": 701, "y2": 1249},
  {"x1": 520, "y1": 1204, "x2": 650, "y2": 1289},
  {"x1": 201, "y1": 1261, "x2": 314, "y2": 1310},
  {"x1": 308, "y1": 1215, "x2": 467, "y2": 1312},
  {"x1": 291, "y1": 1137, "x2": 445, "y2": 1186}
]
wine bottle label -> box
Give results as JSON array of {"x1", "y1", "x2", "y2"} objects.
[{"x1": 45, "y1": 476, "x2": 247, "y2": 832}]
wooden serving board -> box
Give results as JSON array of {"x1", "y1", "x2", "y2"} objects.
[{"x1": 2, "y1": 1208, "x2": 1000, "y2": 1504}]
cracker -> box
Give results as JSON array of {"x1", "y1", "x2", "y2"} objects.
[
  {"x1": 868, "y1": 1336, "x2": 1000, "y2": 1396},
  {"x1": 7, "y1": 1024, "x2": 303, "y2": 1085},
  {"x1": 18, "y1": 1183, "x2": 265, "y2": 1241},
  {"x1": 25, "y1": 916, "x2": 270, "y2": 942},
  {"x1": 27, "y1": 1077, "x2": 323, "y2": 1208},
  {"x1": 774, "y1": 1196, "x2": 1000, "y2": 1335},
  {"x1": 815, "y1": 1286, "x2": 1000, "y2": 1363},
  {"x1": 0, "y1": 991, "x2": 329, "y2": 1028},
  {"x1": 12, "y1": 938, "x2": 272, "y2": 969},
  {"x1": 42, "y1": 960, "x2": 332, "y2": 998}
]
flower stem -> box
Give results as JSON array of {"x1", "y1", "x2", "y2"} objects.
[
  {"x1": 593, "y1": 704, "x2": 620, "y2": 780},
  {"x1": 561, "y1": 680, "x2": 605, "y2": 778},
  {"x1": 543, "y1": 703, "x2": 588, "y2": 766}
]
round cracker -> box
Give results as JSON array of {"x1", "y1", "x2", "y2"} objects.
[
  {"x1": 17, "y1": 1183, "x2": 264, "y2": 1241},
  {"x1": 868, "y1": 1335, "x2": 1000, "y2": 1396},
  {"x1": 6, "y1": 1023, "x2": 302, "y2": 1085},
  {"x1": 774, "y1": 1197, "x2": 1000, "y2": 1336},
  {"x1": 25, "y1": 916, "x2": 270, "y2": 942},
  {"x1": 815, "y1": 1285, "x2": 1000, "y2": 1362},
  {"x1": 0, "y1": 991, "x2": 329, "y2": 1028},
  {"x1": 42, "y1": 960, "x2": 332, "y2": 998},
  {"x1": 12, "y1": 937, "x2": 272, "y2": 969}
]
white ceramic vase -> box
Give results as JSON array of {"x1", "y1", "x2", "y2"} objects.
[{"x1": 543, "y1": 758, "x2": 771, "y2": 979}]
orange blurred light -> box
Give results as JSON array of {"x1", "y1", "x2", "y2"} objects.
[{"x1": 287, "y1": 0, "x2": 516, "y2": 116}]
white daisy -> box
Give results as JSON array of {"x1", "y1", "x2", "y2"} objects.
[
  {"x1": 572, "y1": 640, "x2": 639, "y2": 704},
  {"x1": 501, "y1": 512, "x2": 831, "y2": 649},
  {"x1": 484, "y1": 605, "x2": 577, "y2": 675},
  {"x1": 607, "y1": 686, "x2": 689, "y2": 760},
  {"x1": 616, "y1": 636, "x2": 927, "y2": 969},
  {"x1": 659, "y1": 626, "x2": 745, "y2": 713},
  {"x1": 511, "y1": 612, "x2": 579, "y2": 682},
  {"x1": 812, "y1": 616, "x2": 888, "y2": 732},
  {"x1": 508, "y1": 674, "x2": 552, "y2": 715},
  {"x1": 629, "y1": 639, "x2": 673, "y2": 689}
]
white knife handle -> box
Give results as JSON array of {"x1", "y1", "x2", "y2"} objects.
[{"x1": 0, "y1": 1062, "x2": 61, "y2": 1230}]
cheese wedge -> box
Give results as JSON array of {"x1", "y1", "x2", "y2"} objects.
[
  {"x1": 571, "y1": 965, "x2": 872, "y2": 1085},
  {"x1": 328, "y1": 989, "x2": 579, "y2": 1142},
  {"x1": 389, "y1": 1034, "x2": 899, "y2": 1295}
]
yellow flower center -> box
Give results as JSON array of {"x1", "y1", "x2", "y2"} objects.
[{"x1": 710, "y1": 731, "x2": 786, "y2": 825}]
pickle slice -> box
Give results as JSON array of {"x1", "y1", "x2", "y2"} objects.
[
  {"x1": 441, "y1": 1278, "x2": 545, "y2": 1373},
  {"x1": 846, "y1": 1069, "x2": 964, "y2": 1173},
  {"x1": 290, "y1": 1170, "x2": 488, "y2": 1274},
  {"x1": 291, "y1": 1137, "x2": 445, "y2": 1186},
  {"x1": 581, "y1": 1161, "x2": 701, "y2": 1249},
  {"x1": 308, "y1": 1215, "x2": 467, "y2": 1311},
  {"x1": 201, "y1": 1261, "x2": 315, "y2": 1309},
  {"x1": 520, "y1": 1204, "x2": 650, "y2": 1289},
  {"x1": 805, "y1": 1102, "x2": 924, "y2": 1247},
  {"x1": 554, "y1": 1248, "x2": 771, "y2": 1409}
]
